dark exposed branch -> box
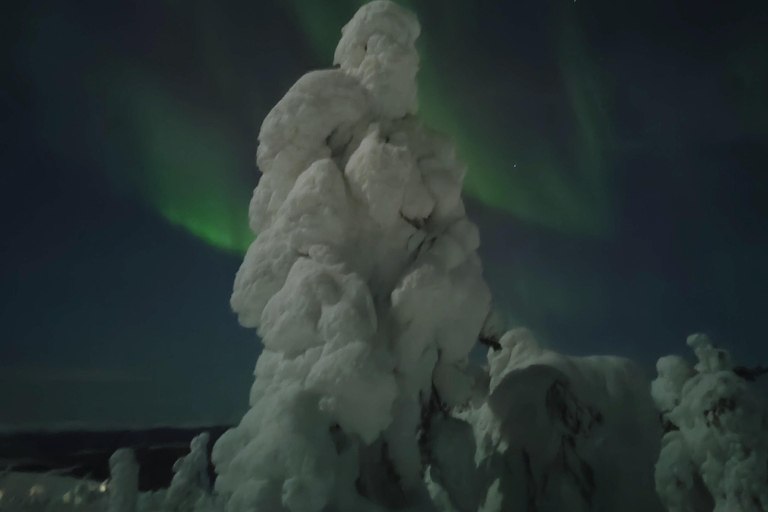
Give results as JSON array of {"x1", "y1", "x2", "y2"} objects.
[
  {"x1": 659, "y1": 412, "x2": 680, "y2": 434},
  {"x1": 545, "y1": 380, "x2": 603, "y2": 437},
  {"x1": 399, "y1": 211, "x2": 431, "y2": 231},
  {"x1": 522, "y1": 449, "x2": 539, "y2": 512},
  {"x1": 417, "y1": 384, "x2": 449, "y2": 477},
  {"x1": 733, "y1": 365, "x2": 768, "y2": 382},
  {"x1": 380, "y1": 441, "x2": 402, "y2": 488},
  {"x1": 703, "y1": 397, "x2": 737, "y2": 429},
  {"x1": 478, "y1": 335, "x2": 501, "y2": 352}
]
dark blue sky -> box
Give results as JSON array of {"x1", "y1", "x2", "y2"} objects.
[{"x1": 1, "y1": 0, "x2": 766, "y2": 430}]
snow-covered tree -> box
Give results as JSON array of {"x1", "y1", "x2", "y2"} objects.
[
  {"x1": 652, "y1": 334, "x2": 768, "y2": 512},
  {"x1": 164, "y1": 432, "x2": 212, "y2": 512},
  {"x1": 213, "y1": 2, "x2": 490, "y2": 510},
  {"x1": 108, "y1": 448, "x2": 139, "y2": 512}
]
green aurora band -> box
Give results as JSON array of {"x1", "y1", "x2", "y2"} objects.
[
  {"x1": 24, "y1": 0, "x2": 616, "y2": 254},
  {"x1": 125, "y1": 0, "x2": 617, "y2": 253},
  {"x1": 126, "y1": 80, "x2": 256, "y2": 254}
]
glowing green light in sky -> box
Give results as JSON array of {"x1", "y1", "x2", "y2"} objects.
[
  {"x1": 90, "y1": 0, "x2": 616, "y2": 253},
  {"x1": 123, "y1": 79, "x2": 255, "y2": 254}
]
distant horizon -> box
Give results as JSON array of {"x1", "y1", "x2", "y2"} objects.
[{"x1": 0, "y1": 420, "x2": 238, "y2": 436}]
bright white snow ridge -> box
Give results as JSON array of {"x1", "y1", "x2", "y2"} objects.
[{"x1": 10, "y1": 2, "x2": 764, "y2": 512}]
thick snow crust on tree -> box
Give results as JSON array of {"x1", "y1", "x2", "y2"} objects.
[
  {"x1": 216, "y1": 2, "x2": 490, "y2": 511},
  {"x1": 163, "y1": 433, "x2": 213, "y2": 512},
  {"x1": 652, "y1": 334, "x2": 768, "y2": 512},
  {"x1": 108, "y1": 449, "x2": 139, "y2": 512}
]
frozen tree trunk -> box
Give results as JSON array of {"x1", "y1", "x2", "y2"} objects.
[
  {"x1": 108, "y1": 448, "x2": 139, "y2": 512},
  {"x1": 212, "y1": 1, "x2": 491, "y2": 511}
]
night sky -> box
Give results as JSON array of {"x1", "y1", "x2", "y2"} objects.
[{"x1": 1, "y1": 0, "x2": 766, "y2": 430}]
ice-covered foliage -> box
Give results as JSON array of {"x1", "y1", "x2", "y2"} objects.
[
  {"x1": 215, "y1": 2, "x2": 491, "y2": 510},
  {"x1": 652, "y1": 334, "x2": 768, "y2": 512}
]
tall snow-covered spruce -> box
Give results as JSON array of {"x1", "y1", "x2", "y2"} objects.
[
  {"x1": 212, "y1": 2, "x2": 666, "y2": 512},
  {"x1": 213, "y1": 2, "x2": 491, "y2": 511}
]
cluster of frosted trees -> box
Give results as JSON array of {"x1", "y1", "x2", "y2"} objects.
[{"x1": 10, "y1": 2, "x2": 763, "y2": 512}]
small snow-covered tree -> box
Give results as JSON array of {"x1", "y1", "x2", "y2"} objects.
[
  {"x1": 164, "y1": 432, "x2": 212, "y2": 512},
  {"x1": 108, "y1": 448, "x2": 139, "y2": 512},
  {"x1": 652, "y1": 334, "x2": 768, "y2": 512}
]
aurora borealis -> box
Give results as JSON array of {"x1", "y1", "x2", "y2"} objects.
[
  {"x1": 1, "y1": 0, "x2": 766, "y2": 429},
  {"x1": 13, "y1": 0, "x2": 620, "y2": 254},
  {"x1": 125, "y1": 80, "x2": 255, "y2": 253}
]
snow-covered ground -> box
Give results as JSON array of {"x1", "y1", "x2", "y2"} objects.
[{"x1": 0, "y1": 472, "x2": 106, "y2": 512}]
